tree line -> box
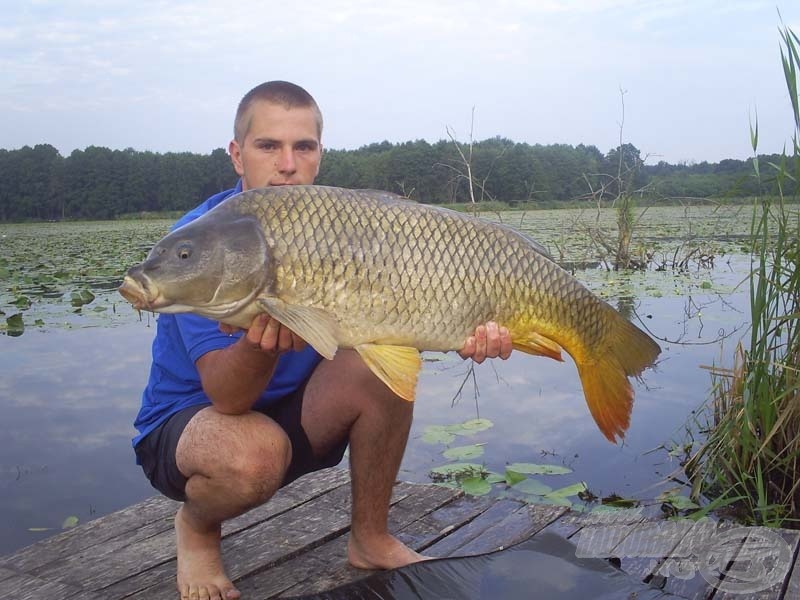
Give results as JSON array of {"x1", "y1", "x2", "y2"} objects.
[{"x1": 0, "y1": 139, "x2": 791, "y2": 222}]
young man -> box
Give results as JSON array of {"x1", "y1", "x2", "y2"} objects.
[{"x1": 132, "y1": 81, "x2": 513, "y2": 600}]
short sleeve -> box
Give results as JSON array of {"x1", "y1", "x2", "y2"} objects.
[{"x1": 175, "y1": 313, "x2": 240, "y2": 363}]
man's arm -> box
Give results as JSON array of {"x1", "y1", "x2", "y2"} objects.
[
  {"x1": 196, "y1": 314, "x2": 307, "y2": 415},
  {"x1": 199, "y1": 315, "x2": 511, "y2": 414}
]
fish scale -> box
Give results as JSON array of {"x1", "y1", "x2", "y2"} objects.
[
  {"x1": 235, "y1": 186, "x2": 545, "y2": 350},
  {"x1": 120, "y1": 185, "x2": 661, "y2": 442}
]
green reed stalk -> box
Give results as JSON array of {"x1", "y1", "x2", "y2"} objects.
[{"x1": 686, "y1": 23, "x2": 800, "y2": 527}]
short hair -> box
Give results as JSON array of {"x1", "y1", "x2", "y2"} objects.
[{"x1": 234, "y1": 81, "x2": 323, "y2": 143}]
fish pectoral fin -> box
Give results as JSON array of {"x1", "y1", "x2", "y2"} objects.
[
  {"x1": 257, "y1": 297, "x2": 339, "y2": 360},
  {"x1": 512, "y1": 332, "x2": 564, "y2": 362},
  {"x1": 355, "y1": 344, "x2": 421, "y2": 402}
]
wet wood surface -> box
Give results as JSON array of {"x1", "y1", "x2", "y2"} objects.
[{"x1": 1, "y1": 467, "x2": 797, "y2": 599}]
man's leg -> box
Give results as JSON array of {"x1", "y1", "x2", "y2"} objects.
[
  {"x1": 175, "y1": 408, "x2": 293, "y2": 600},
  {"x1": 300, "y1": 349, "x2": 425, "y2": 569}
]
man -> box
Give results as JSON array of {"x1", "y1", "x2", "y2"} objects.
[{"x1": 132, "y1": 81, "x2": 513, "y2": 600}]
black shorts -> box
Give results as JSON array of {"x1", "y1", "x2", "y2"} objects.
[{"x1": 134, "y1": 382, "x2": 348, "y2": 501}]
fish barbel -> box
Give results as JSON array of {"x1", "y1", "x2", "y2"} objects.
[{"x1": 119, "y1": 185, "x2": 660, "y2": 442}]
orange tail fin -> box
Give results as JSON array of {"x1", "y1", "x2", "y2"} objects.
[{"x1": 574, "y1": 310, "x2": 661, "y2": 443}]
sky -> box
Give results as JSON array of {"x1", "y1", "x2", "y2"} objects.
[{"x1": 2, "y1": 0, "x2": 799, "y2": 165}]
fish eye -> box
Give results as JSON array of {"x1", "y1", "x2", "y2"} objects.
[{"x1": 177, "y1": 243, "x2": 192, "y2": 260}]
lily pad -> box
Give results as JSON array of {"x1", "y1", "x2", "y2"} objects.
[
  {"x1": 12, "y1": 296, "x2": 31, "y2": 309},
  {"x1": 485, "y1": 471, "x2": 506, "y2": 484},
  {"x1": 6, "y1": 313, "x2": 24, "y2": 336},
  {"x1": 546, "y1": 482, "x2": 588, "y2": 499},
  {"x1": 421, "y1": 425, "x2": 456, "y2": 445},
  {"x1": 443, "y1": 444, "x2": 485, "y2": 461},
  {"x1": 512, "y1": 478, "x2": 553, "y2": 496},
  {"x1": 657, "y1": 490, "x2": 700, "y2": 511},
  {"x1": 506, "y1": 462, "x2": 572, "y2": 475},
  {"x1": 504, "y1": 468, "x2": 527, "y2": 486},
  {"x1": 444, "y1": 418, "x2": 493, "y2": 437},
  {"x1": 460, "y1": 476, "x2": 492, "y2": 496},
  {"x1": 70, "y1": 289, "x2": 96, "y2": 307}
]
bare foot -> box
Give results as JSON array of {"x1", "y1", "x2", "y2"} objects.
[
  {"x1": 347, "y1": 531, "x2": 432, "y2": 570},
  {"x1": 175, "y1": 506, "x2": 241, "y2": 600}
]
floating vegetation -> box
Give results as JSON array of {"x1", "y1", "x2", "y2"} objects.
[
  {"x1": 27, "y1": 514, "x2": 80, "y2": 533},
  {"x1": 424, "y1": 419, "x2": 587, "y2": 507},
  {"x1": 0, "y1": 220, "x2": 170, "y2": 334},
  {"x1": 2, "y1": 200, "x2": 792, "y2": 338},
  {"x1": 685, "y1": 24, "x2": 800, "y2": 528}
]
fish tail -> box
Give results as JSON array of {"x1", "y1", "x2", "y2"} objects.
[{"x1": 574, "y1": 308, "x2": 661, "y2": 443}]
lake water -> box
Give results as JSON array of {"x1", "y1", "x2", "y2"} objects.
[{"x1": 0, "y1": 206, "x2": 758, "y2": 556}]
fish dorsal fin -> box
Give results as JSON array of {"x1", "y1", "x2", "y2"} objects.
[
  {"x1": 257, "y1": 297, "x2": 339, "y2": 360},
  {"x1": 512, "y1": 332, "x2": 564, "y2": 362},
  {"x1": 355, "y1": 344, "x2": 421, "y2": 401}
]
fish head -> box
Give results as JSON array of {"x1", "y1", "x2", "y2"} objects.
[{"x1": 119, "y1": 210, "x2": 271, "y2": 322}]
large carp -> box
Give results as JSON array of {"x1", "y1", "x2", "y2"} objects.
[{"x1": 119, "y1": 185, "x2": 660, "y2": 442}]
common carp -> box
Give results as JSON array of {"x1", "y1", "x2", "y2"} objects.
[{"x1": 119, "y1": 185, "x2": 660, "y2": 442}]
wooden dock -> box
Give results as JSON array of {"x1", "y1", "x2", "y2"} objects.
[{"x1": 2, "y1": 467, "x2": 799, "y2": 599}]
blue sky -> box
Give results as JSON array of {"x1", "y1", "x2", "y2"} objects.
[{"x1": 2, "y1": 0, "x2": 799, "y2": 164}]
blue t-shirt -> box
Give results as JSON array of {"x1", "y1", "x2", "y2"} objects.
[{"x1": 132, "y1": 181, "x2": 322, "y2": 451}]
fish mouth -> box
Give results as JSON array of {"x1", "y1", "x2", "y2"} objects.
[{"x1": 119, "y1": 275, "x2": 169, "y2": 311}]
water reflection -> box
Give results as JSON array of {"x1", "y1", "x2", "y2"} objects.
[
  {"x1": 0, "y1": 324, "x2": 156, "y2": 556},
  {"x1": 0, "y1": 263, "x2": 751, "y2": 557}
]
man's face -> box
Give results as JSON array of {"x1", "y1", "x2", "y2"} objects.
[{"x1": 229, "y1": 100, "x2": 322, "y2": 190}]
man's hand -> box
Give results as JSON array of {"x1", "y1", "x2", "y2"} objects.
[
  {"x1": 221, "y1": 314, "x2": 307, "y2": 354},
  {"x1": 458, "y1": 321, "x2": 513, "y2": 364}
]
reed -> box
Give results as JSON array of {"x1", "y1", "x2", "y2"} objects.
[{"x1": 686, "y1": 23, "x2": 800, "y2": 527}]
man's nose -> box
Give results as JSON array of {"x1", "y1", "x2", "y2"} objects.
[{"x1": 277, "y1": 148, "x2": 297, "y2": 173}]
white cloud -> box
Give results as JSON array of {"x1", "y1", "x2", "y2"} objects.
[{"x1": 0, "y1": 0, "x2": 798, "y2": 161}]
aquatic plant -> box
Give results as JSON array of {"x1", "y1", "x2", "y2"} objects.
[
  {"x1": 686, "y1": 23, "x2": 800, "y2": 527},
  {"x1": 422, "y1": 419, "x2": 589, "y2": 508}
]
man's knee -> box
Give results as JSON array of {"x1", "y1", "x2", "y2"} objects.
[
  {"x1": 230, "y1": 424, "x2": 292, "y2": 497},
  {"x1": 179, "y1": 410, "x2": 293, "y2": 502}
]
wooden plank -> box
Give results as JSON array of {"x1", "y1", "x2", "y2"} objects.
[
  {"x1": 386, "y1": 482, "x2": 463, "y2": 531},
  {"x1": 222, "y1": 467, "x2": 350, "y2": 535},
  {"x1": 653, "y1": 520, "x2": 733, "y2": 600},
  {"x1": 111, "y1": 480, "x2": 416, "y2": 598},
  {"x1": 0, "y1": 495, "x2": 178, "y2": 572},
  {"x1": 538, "y1": 510, "x2": 587, "y2": 540},
  {"x1": 783, "y1": 536, "x2": 800, "y2": 600},
  {"x1": 712, "y1": 528, "x2": 798, "y2": 600},
  {"x1": 572, "y1": 508, "x2": 648, "y2": 560},
  {"x1": 23, "y1": 467, "x2": 351, "y2": 596},
  {"x1": 454, "y1": 503, "x2": 566, "y2": 555},
  {"x1": 397, "y1": 493, "x2": 496, "y2": 551},
  {"x1": 103, "y1": 483, "x2": 360, "y2": 598},
  {"x1": 424, "y1": 498, "x2": 525, "y2": 557},
  {"x1": 0, "y1": 571, "x2": 105, "y2": 599},
  {"x1": 234, "y1": 484, "x2": 481, "y2": 598},
  {"x1": 612, "y1": 518, "x2": 696, "y2": 584}
]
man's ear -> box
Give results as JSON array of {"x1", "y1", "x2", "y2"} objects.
[
  {"x1": 229, "y1": 139, "x2": 245, "y2": 176},
  {"x1": 315, "y1": 143, "x2": 323, "y2": 177}
]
